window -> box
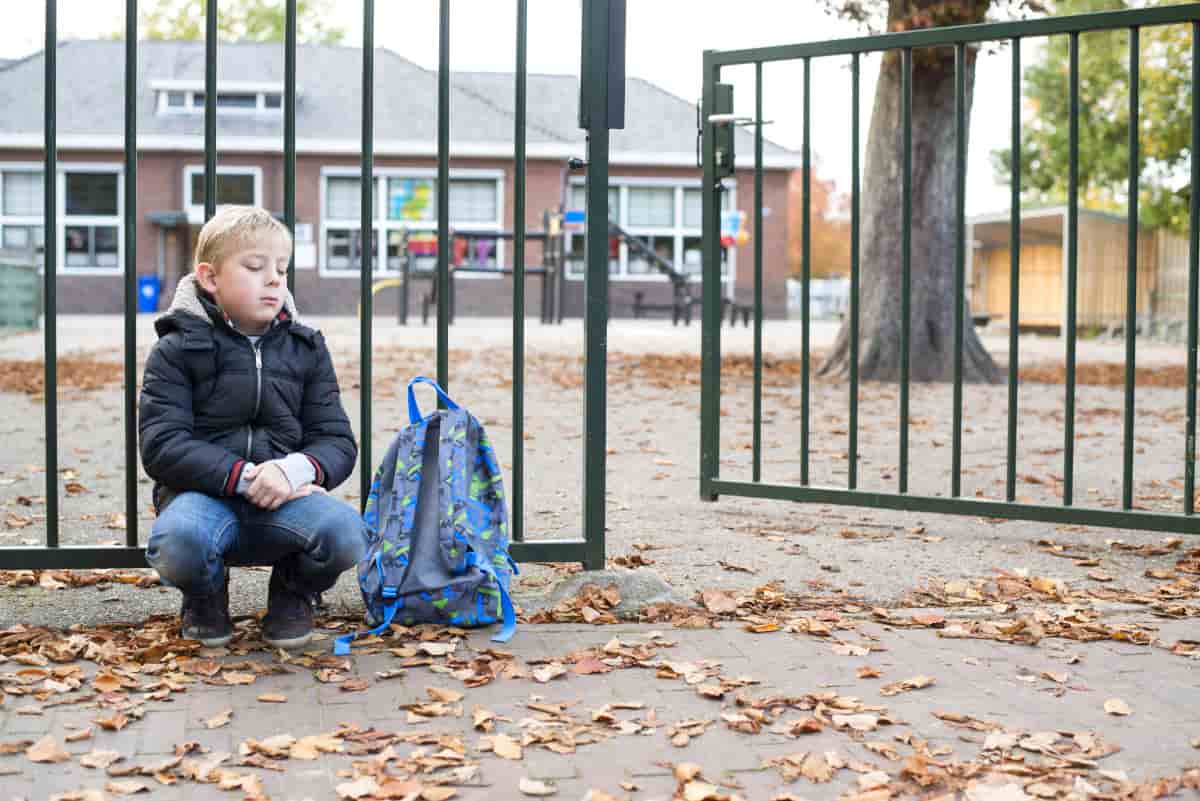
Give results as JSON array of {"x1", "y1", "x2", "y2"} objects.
[
  {"x1": 190, "y1": 173, "x2": 256, "y2": 208},
  {"x1": 449, "y1": 180, "x2": 497, "y2": 224},
  {"x1": 0, "y1": 166, "x2": 123, "y2": 273},
  {"x1": 321, "y1": 171, "x2": 504, "y2": 276},
  {"x1": 387, "y1": 178, "x2": 435, "y2": 222},
  {"x1": 627, "y1": 187, "x2": 673, "y2": 228},
  {"x1": 565, "y1": 181, "x2": 733, "y2": 282},
  {"x1": 3, "y1": 171, "x2": 42, "y2": 217},
  {"x1": 0, "y1": 169, "x2": 45, "y2": 267},
  {"x1": 160, "y1": 88, "x2": 284, "y2": 115},
  {"x1": 66, "y1": 173, "x2": 118, "y2": 216},
  {"x1": 184, "y1": 167, "x2": 262, "y2": 223},
  {"x1": 62, "y1": 169, "x2": 120, "y2": 271}
]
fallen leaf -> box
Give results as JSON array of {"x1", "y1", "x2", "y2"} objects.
[
  {"x1": 699, "y1": 589, "x2": 738, "y2": 615},
  {"x1": 64, "y1": 727, "x2": 93, "y2": 743},
  {"x1": 487, "y1": 733, "x2": 522, "y2": 760},
  {"x1": 205, "y1": 708, "x2": 233, "y2": 729},
  {"x1": 105, "y1": 779, "x2": 150, "y2": 795},
  {"x1": 80, "y1": 749, "x2": 123, "y2": 769},
  {"x1": 336, "y1": 776, "x2": 381, "y2": 799},
  {"x1": 801, "y1": 751, "x2": 836, "y2": 782},
  {"x1": 427, "y1": 687, "x2": 465, "y2": 703},
  {"x1": 222, "y1": 671, "x2": 256, "y2": 686},
  {"x1": 832, "y1": 713, "x2": 879, "y2": 733},
  {"x1": 1104, "y1": 698, "x2": 1131, "y2": 716},
  {"x1": 519, "y1": 777, "x2": 557, "y2": 796},
  {"x1": 880, "y1": 675, "x2": 935, "y2": 696},
  {"x1": 257, "y1": 693, "x2": 287, "y2": 703},
  {"x1": 422, "y1": 788, "x2": 457, "y2": 801},
  {"x1": 682, "y1": 780, "x2": 722, "y2": 801},
  {"x1": 857, "y1": 666, "x2": 882, "y2": 679},
  {"x1": 532, "y1": 663, "x2": 567, "y2": 684},
  {"x1": 965, "y1": 783, "x2": 1033, "y2": 801},
  {"x1": 26, "y1": 734, "x2": 70, "y2": 763}
]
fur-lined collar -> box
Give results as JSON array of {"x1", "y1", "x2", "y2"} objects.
[{"x1": 156, "y1": 273, "x2": 303, "y2": 337}]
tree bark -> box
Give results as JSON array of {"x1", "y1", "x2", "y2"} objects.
[{"x1": 819, "y1": 2, "x2": 1000, "y2": 383}]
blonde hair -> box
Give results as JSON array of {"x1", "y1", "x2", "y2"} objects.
[{"x1": 194, "y1": 205, "x2": 292, "y2": 271}]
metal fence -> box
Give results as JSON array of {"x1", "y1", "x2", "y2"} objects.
[
  {"x1": 700, "y1": 5, "x2": 1200, "y2": 534},
  {"x1": 0, "y1": 0, "x2": 620, "y2": 570}
]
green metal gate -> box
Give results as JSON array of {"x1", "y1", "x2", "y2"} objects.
[
  {"x1": 0, "y1": 0, "x2": 624, "y2": 571},
  {"x1": 700, "y1": 5, "x2": 1200, "y2": 535}
]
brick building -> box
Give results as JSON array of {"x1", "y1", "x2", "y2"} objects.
[{"x1": 0, "y1": 40, "x2": 799, "y2": 318}]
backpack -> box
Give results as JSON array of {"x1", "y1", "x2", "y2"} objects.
[{"x1": 333, "y1": 377, "x2": 517, "y2": 655}]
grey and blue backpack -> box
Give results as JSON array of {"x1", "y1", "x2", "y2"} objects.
[{"x1": 333, "y1": 377, "x2": 517, "y2": 655}]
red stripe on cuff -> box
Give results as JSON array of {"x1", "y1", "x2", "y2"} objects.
[
  {"x1": 304, "y1": 454, "x2": 324, "y2": 487},
  {"x1": 225, "y1": 460, "x2": 246, "y2": 495}
]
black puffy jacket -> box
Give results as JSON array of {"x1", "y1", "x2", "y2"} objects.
[{"x1": 139, "y1": 275, "x2": 357, "y2": 511}]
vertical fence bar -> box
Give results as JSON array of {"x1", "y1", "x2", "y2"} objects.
[
  {"x1": 285, "y1": 0, "x2": 297, "y2": 292},
  {"x1": 1006, "y1": 37, "x2": 1021, "y2": 503},
  {"x1": 512, "y1": 0, "x2": 527, "y2": 542},
  {"x1": 437, "y1": 0, "x2": 451, "y2": 395},
  {"x1": 801, "y1": 56, "x2": 811, "y2": 486},
  {"x1": 700, "y1": 50, "x2": 720, "y2": 501},
  {"x1": 1065, "y1": 31, "x2": 1079, "y2": 507},
  {"x1": 752, "y1": 61, "x2": 763, "y2": 484},
  {"x1": 359, "y1": 0, "x2": 374, "y2": 506},
  {"x1": 900, "y1": 47, "x2": 912, "y2": 494},
  {"x1": 1186, "y1": 21, "x2": 1199, "y2": 516},
  {"x1": 44, "y1": 0, "x2": 58, "y2": 549},
  {"x1": 1122, "y1": 26, "x2": 1139, "y2": 511},
  {"x1": 952, "y1": 43, "x2": 966, "y2": 498},
  {"x1": 581, "y1": 0, "x2": 611, "y2": 568},
  {"x1": 205, "y1": 0, "x2": 216, "y2": 222},
  {"x1": 123, "y1": 0, "x2": 137, "y2": 548},
  {"x1": 849, "y1": 52, "x2": 860, "y2": 490}
]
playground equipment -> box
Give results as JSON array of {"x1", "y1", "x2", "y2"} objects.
[
  {"x1": 389, "y1": 214, "x2": 562, "y2": 326},
  {"x1": 622, "y1": 209, "x2": 752, "y2": 327},
  {"x1": 373, "y1": 205, "x2": 750, "y2": 326}
]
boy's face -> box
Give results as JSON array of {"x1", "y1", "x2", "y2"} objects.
[{"x1": 195, "y1": 233, "x2": 291, "y2": 335}]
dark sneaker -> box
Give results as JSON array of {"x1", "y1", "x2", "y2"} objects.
[
  {"x1": 262, "y1": 569, "x2": 314, "y2": 650},
  {"x1": 181, "y1": 570, "x2": 233, "y2": 647}
]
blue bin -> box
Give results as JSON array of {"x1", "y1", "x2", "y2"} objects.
[{"x1": 137, "y1": 274, "x2": 161, "y2": 313}]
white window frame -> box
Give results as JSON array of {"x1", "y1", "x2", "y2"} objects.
[
  {"x1": 0, "y1": 163, "x2": 47, "y2": 268},
  {"x1": 154, "y1": 80, "x2": 285, "y2": 117},
  {"x1": 183, "y1": 165, "x2": 264, "y2": 225},
  {"x1": 1, "y1": 162, "x2": 126, "y2": 276},
  {"x1": 564, "y1": 177, "x2": 737, "y2": 292},
  {"x1": 318, "y1": 166, "x2": 505, "y2": 280}
]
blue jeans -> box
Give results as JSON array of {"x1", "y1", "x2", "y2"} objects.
[{"x1": 146, "y1": 491, "x2": 366, "y2": 599}]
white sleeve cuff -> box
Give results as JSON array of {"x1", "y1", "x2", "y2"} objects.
[
  {"x1": 274, "y1": 452, "x2": 317, "y2": 492},
  {"x1": 235, "y1": 462, "x2": 257, "y2": 495}
]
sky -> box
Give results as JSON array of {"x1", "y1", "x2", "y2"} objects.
[{"x1": 0, "y1": 0, "x2": 1035, "y2": 216}]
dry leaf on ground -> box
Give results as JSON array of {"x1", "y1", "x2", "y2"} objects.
[
  {"x1": 519, "y1": 777, "x2": 557, "y2": 796},
  {"x1": 1104, "y1": 698, "x2": 1131, "y2": 716},
  {"x1": 26, "y1": 734, "x2": 70, "y2": 763}
]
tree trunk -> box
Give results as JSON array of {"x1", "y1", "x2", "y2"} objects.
[{"x1": 819, "y1": 3, "x2": 1000, "y2": 384}]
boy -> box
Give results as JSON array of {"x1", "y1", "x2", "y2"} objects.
[{"x1": 139, "y1": 205, "x2": 363, "y2": 650}]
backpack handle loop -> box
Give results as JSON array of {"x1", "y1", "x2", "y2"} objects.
[{"x1": 407, "y1": 376, "x2": 459, "y2": 424}]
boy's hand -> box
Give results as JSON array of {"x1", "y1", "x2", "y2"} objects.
[
  {"x1": 284, "y1": 483, "x2": 328, "y2": 502},
  {"x1": 243, "y1": 463, "x2": 293, "y2": 510}
]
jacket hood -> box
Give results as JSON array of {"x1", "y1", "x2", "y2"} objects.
[{"x1": 155, "y1": 273, "x2": 303, "y2": 337}]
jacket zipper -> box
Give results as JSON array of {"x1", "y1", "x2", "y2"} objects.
[{"x1": 245, "y1": 339, "x2": 263, "y2": 458}]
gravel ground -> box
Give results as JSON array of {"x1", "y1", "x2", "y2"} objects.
[{"x1": 0, "y1": 315, "x2": 1195, "y2": 630}]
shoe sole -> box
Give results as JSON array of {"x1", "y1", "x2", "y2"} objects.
[
  {"x1": 263, "y1": 632, "x2": 313, "y2": 650},
  {"x1": 184, "y1": 631, "x2": 234, "y2": 648}
]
